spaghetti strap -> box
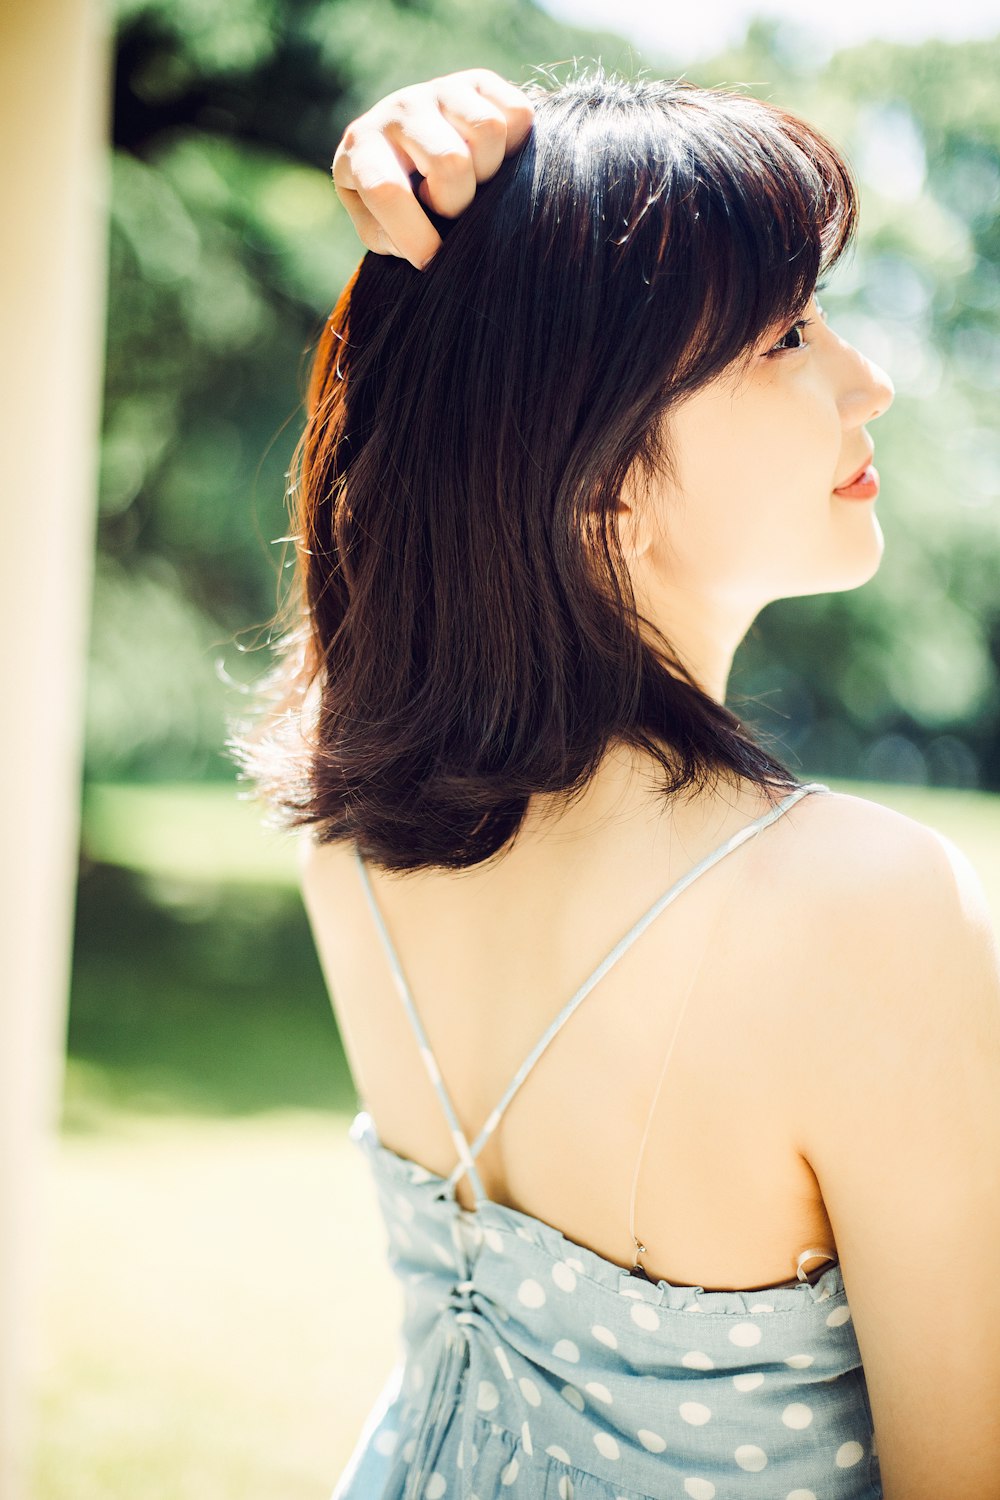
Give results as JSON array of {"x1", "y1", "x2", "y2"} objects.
[
  {"x1": 455, "y1": 781, "x2": 831, "y2": 1186},
  {"x1": 355, "y1": 780, "x2": 831, "y2": 1206},
  {"x1": 353, "y1": 852, "x2": 491, "y2": 1205}
]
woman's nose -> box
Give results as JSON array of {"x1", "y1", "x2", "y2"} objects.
[
  {"x1": 865, "y1": 356, "x2": 894, "y2": 422},
  {"x1": 840, "y1": 341, "x2": 895, "y2": 426}
]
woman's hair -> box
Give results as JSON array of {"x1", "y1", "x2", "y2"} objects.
[{"x1": 226, "y1": 67, "x2": 858, "y2": 873}]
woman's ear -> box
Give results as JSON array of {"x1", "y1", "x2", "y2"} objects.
[{"x1": 614, "y1": 467, "x2": 655, "y2": 565}]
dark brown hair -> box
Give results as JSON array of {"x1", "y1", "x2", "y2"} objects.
[{"x1": 226, "y1": 68, "x2": 858, "y2": 872}]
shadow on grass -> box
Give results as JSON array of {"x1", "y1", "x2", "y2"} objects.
[{"x1": 65, "y1": 857, "x2": 357, "y2": 1127}]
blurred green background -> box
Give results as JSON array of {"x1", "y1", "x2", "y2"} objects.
[{"x1": 43, "y1": 0, "x2": 1000, "y2": 1495}]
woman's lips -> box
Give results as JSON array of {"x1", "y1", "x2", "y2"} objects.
[{"x1": 833, "y1": 464, "x2": 879, "y2": 500}]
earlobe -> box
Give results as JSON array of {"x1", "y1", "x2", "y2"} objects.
[{"x1": 615, "y1": 494, "x2": 654, "y2": 563}]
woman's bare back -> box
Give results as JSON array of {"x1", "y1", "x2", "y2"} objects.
[
  {"x1": 304, "y1": 749, "x2": 1000, "y2": 1494},
  {"x1": 299, "y1": 751, "x2": 845, "y2": 1294}
]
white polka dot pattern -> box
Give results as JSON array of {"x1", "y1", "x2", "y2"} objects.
[
  {"x1": 734, "y1": 1443, "x2": 768, "y2": 1471},
  {"x1": 584, "y1": 1380, "x2": 612, "y2": 1404},
  {"x1": 475, "y1": 1380, "x2": 498, "y2": 1413},
  {"x1": 782, "y1": 1402, "x2": 813, "y2": 1429},
  {"x1": 684, "y1": 1481, "x2": 716, "y2": 1500},
  {"x1": 552, "y1": 1261, "x2": 578, "y2": 1292},
  {"x1": 517, "y1": 1278, "x2": 546, "y2": 1308},
  {"x1": 353, "y1": 1239, "x2": 871, "y2": 1500}
]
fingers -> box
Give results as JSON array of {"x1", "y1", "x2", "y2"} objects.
[
  {"x1": 332, "y1": 128, "x2": 443, "y2": 269},
  {"x1": 432, "y1": 78, "x2": 516, "y2": 189},
  {"x1": 331, "y1": 69, "x2": 535, "y2": 270},
  {"x1": 455, "y1": 69, "x2": 536, "y2": 154},
  {"x1": 386, "y1": 101, "x2": 479, "y2": 220}
]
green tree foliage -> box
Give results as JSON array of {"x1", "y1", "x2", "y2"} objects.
[{"x1": 91, "y1": 2, "x2": 1000, "y2": 788}]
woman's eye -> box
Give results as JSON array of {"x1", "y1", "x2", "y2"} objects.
[{"x1": 767, "y1": 318, "x2": 813, "y2": 356}]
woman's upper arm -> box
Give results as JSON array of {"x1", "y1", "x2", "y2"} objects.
[{"x1": 791, "y1": 801, "x2": 1000, "y2": 1499}]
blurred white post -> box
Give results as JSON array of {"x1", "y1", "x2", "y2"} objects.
[{"x1": 0, "y1": 2, "x2": 110, "y2": 1495}]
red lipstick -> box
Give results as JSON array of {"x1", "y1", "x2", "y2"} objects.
[{"x1": 833, "y1": 456, "x2": 879, "y2": 501}]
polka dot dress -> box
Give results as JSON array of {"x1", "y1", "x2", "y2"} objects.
[
  {"x1": 332, "y1": 1112, "x2": 879, "y2": 1500},
  {"x1": 330, "y1": 784, "x2": 880, "y2": 1499}
]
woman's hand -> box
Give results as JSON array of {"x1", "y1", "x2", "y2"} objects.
[{"x1": 331, "y1": 69, "x2": 535, "y2": 270}]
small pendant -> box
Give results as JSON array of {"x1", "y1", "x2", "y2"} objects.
[{"x1": 630, "y1": 1238, "x2": 652, "y2": 1280}]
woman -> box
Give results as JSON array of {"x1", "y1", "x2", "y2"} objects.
[{"x1": 229, "y1": 67, "x2": 1000, "y2": 1500}]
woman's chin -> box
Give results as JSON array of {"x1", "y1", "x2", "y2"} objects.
[
  {"x1": 847, "y1": 513, "x2": 885, "y2": 586},
  {"x1": 774, "y1": 518, "x2": 886, "y2": 601},
  {"x1": 824, "y1": 511, "x2": 885, "y2": 593}
]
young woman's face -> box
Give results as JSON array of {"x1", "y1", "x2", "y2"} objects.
[{"x1": 644, "y1": 291, "x2": 895, "y2": 613}]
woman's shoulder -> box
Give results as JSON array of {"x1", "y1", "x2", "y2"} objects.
[
  {"x1": 737, "y1": 783, "x2": 997, "y2": 1042},
  {"x1": 764, "y1": 783, "x2": 990, "y2": 919},
  {"x1": 758, "y1": 783, "x2": 998, "y2": 1052}
]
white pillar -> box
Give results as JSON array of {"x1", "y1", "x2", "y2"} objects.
[{"x1": 0, "y1": 2, "x2": 110, "y2": 1494}]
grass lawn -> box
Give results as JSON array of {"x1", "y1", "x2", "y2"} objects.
[
  {"x1": 33, "y1": 1101, "x2": 402, "y2": 1500},
  {"x1": 30, "y1": 774, "x2": 1000, "y2": 1497}
]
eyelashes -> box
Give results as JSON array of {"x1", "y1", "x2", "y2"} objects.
[
  {"x1": 766, "y1": 318, "x2": 814, "y2": 356},
  {"x1": 763, "y1": 281, "x2": 829, "y2": 359}
]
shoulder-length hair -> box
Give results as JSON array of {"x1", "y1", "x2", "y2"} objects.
[{"x1": 226, "y1": 68, "x2": 858, "y2": 873}]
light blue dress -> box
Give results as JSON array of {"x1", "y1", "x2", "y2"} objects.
[{"x1": 331, "y1": 782, "x2": 882, "y2": 1500}]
